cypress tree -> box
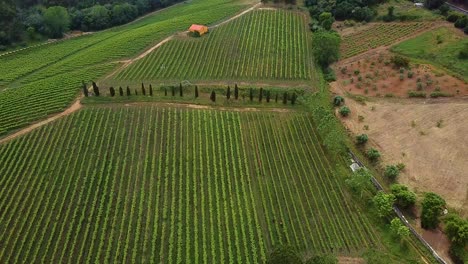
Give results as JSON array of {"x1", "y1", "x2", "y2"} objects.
[
  {"x1": 275, "y1": 93, "x2": 278, "y2": 103},
  {"x1": 234, "y1": 84, "x2": 239, "y2": 100},
  {"x1": 126, "y1": 86, "x2": 131, "y2": 96},
  {"x1": 283, "y1": 92, "x2": 288, "y2": 104},
  {"x1": 226, "y1": 86, "x2": 231, "y2": 99},
  {"x1": 179, "y1": 83, "x2": 183, "y2": 97},
  {"x1": 119, "y1": 86, "x2": 123, "y2": 96},
  {"x1": 149, "y1": 84, "x2": 153, "y2": 96},
  {"x1": 82, "y1": 81, "x2": 88, "y2": 97},
  {"x1": 195, "y1": 85, "x2": 199, "y2": 98},
  {"x1": 165, "y1": 87, "x2": 167, "y2": 96},
  {"x1": 291, "y1": 93, "x2": 297, "y2": 105},
  {"x1": 259, "y1": 87, "x2": 263, "y2": 102},
  {"x1": 266, "y1": 90, "x2": 270, "y2": 102},
  {"x1": 210, "y1": 91, "x2": 216, "y2": 102},
  {"x1": 171, "y1": 86, "x2": 175, "y2": 96},
  {"x1": 142, "y1": 83, "x2": 146, "y2": 95},
  {"x1": 135, "y1": 89, "x2": 138, "y2": 95},
  {"x1": 92, "y1": 81, "x2": 100, "y2": 96},
  {"x1": 249, "y1": 88, "x2": 253, "y2": 101},
  {"x1": 109, "y1": 87, "x2": 115, "y2": 97}
]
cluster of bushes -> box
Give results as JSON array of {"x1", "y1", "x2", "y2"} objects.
[
  {"x1": 444, "y1": 10, "x2": 468, "y2": 34},
  {"x1": 305, "y1": 0, "x2": 380, "y2": 24},
  {"x1": 0, "y1": 0, "x2": 181, "y2": 47},
  {"x1": 266, "y1": 245, "x2": 338, "y2": 264}
]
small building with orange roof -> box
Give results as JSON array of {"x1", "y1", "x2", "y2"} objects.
[{"x1": 189, "y1": 24, "x2": 209, "y2": 36}]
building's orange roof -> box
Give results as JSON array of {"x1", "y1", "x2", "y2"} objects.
[{"x1": 189, "y1": 24, "x2": 207, "y2": 31}]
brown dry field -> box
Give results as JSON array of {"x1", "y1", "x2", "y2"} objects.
[
  {"x1": 334, "y1": 51, "x2": 468, "y2": 98},
  {"x1": 332, "y1": 82, "x2": 468, "y2": 217}
]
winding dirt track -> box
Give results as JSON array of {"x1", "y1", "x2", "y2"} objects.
[{"x1": 0, "y1": 2, "x2": 261, "y2": 145}]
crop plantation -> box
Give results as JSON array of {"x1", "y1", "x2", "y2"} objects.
[
  {"x1": 114, "y1": 10, "x2": 314, "y2": 83},
  {"x1": 340, "y1": 22, "x2": 433, "y2": 59},
  {"x1": 0, "y1": 106, "x2": 382, "y2": 263}
]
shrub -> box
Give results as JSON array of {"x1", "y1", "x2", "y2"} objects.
[
  {"x1": 407, "y1": 71, "x2": 414, "y2": 78},
  {"x1": 399, "y1": 74, "x2": 404, "y2": 81},
  {"x1": 408, "y1": 91, "x2": 426, "y2": 98},
  {"x1": 421, "y1": 192, "x2": 446, "y2": 229},
  {"x1": 266, "y1": 245, "x2": 302, "y2": 264},
  {"x1": 367, "y1": 148, "x2": 380, "y2": 162},
  {"x1": 391, "y1": 184, "x2": 416, "y2": 208},
  {"x1": 356, "y1": 134, "x2": 368, "y2": 145},
  {"x1": 390, "y1": 55, "x2": 409, "y2": 68},
  {"x1": 430, "y1": 91, "x2": 452, "y2": 98},
  {"x1": 373, "y1": 191, "x2": 395, "y2": 218},
  {"x1": 384, "y1": 165, "x2": 400, "y2": 180},
  {"x1": 454, "y1": 16, "x2": 468, "y2": 29},
  {"x1": 333, "y1": 96, "x2": 345, "y2": 106},
  {"x1": 459, "y1": 43, "x2": 468, "y2": 59},
  {"x1": 447, "y1": 12, "x2": 461, "y2": 23},
  {"x1": 390, "y1": 218, "x2": 410, "y2": 239},
  {"x1": 339, "y1": 106, "x2": 351, "y2": 117}
]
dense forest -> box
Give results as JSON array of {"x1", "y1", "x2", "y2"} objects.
[{"x1": 0, "y1": 0, "x2": 181, "y2": 48}]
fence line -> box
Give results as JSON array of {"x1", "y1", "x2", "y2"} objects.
[{"x1": 348, "y1": 151, "x2": 447, "y2": 264}]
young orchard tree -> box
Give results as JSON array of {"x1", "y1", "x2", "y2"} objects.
[
  {"x1": 82, "y1": 81, "x2": 88, "y2": 97},
  {"x1": 345, "y1": 168, "x2": 373, "y2": 198},
  {"x1": 179, "y1": 83, "x2": 183, "y2": 97},
  {"x1": 92, "y1": 81, "x2": 100, "y2": 96},
  {"x1": 226, "y1": 86, "x2": 231, "y2": 99},
  {"x1": 384, "y1": 165, "x2": 400, "y2": 180},
  {"x1": 367, "y1": 148, "x2": 381, "y2": 162},
  {"x1": 333, "y1": 95, "x2": 344, "y2": 106},
  {"x1": 195, "y1": 86, "x2": 199, "y2": 98},
  {"x1": 119, "y1": 86, "x2": 123, "y2": 96},
  {"x1": 259, "y1": 87, "x2": 263, "y2": 102},
  {"x1": 126, "y1": 86, "x2": 131, "y2": 96},
  {"x1": 234, "y1": 84, "x2": 239, "y2": 100},
  {"x1": 373, "y1": 191, "x2": 396, "y2": 219},
  {"x1": 421, "y1": 192, "x2": 446, "y2": 229},
  {"x1": 142, "y1": 83, "x2": 146, "y2": 95},
  {"x1": 109, "y1": 87, "x2": 115, "y2": 97},
  {"x1": 210, "y1": 91, "x2": 216, "y2": 102},
  {"x1": 339, "y1": 106, "x2": 350, "y2": 117},
  {"x1": 391, "y1": 184, "x2": 416, "y2": 209},
  {"x1": 149, "y1": 84, "x2": 153, "y2": 96}
]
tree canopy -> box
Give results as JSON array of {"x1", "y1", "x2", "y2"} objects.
[
  {"x1": 421, "y1": 192, "x2": 446, "y2": 229},
  {"x1": 43, "y1": 6, "x2": 70, "y2": 38},
  {"x1": 312, "y1": 31, "x2": 340, "y2": 68}
]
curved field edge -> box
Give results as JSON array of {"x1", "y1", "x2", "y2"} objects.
[{"x1": 0, "y1": 0, "x2": 254, "y2": 137}]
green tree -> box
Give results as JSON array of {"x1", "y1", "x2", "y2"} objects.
[
  {"x1": 373, "y1": 191, "x2": 395, "y2": 218},
  {"x1": 339, "y1": 106, "x2": 350, "y2": 117},
  {"x1": 134, "y1": 89, "x2": 138, "y2": 95},
  {"x1": 43, "y1": 6, "x2": 70, "y2": 38},
  {"x1": 179, "y1": 83, "x2": 183, "y2": 97},
  {"x1": 390, "y1": 218, "x2": 410, "y2": 240},
  {"x1": 171, "y1": 86, "x2": 175, "y2": 96},
  {"x1": 367, "y1": 148, "x2": 380, "y2": 162},
  {"x1": 119, "y1": 86, "x2": 124, "y2": 96},
  {"x1": 356, "y1": 134, "x2": 368, "y2": 145},
  {"x1": 345, "y1": 168, "x2": 373, "y2": 198},
  {"x1": 234, "y1": 84, "x2": 239, "y2": 100},
  {"x1": 195, "y1": 85, "x2": 199, "y2": 98},
  {"x1": 333, "y1": 95, "x2": 344, "y2": 106},
  {"x1": 127, "y1": 86, "x2": 131, "y2": 96},
  {"x1": 291, "y1": 93, "x2": 297, "y2": 105},
  {"x1": 266, "y1": 90, "x2": 271, "y2": 102},
  {"x1": 390, "y1": 184, "x2": 416, "y2": 209},
  {"x1": 425, "y1": 0, "x2": 445, "y2": 9},
  {"x1": 283, "y1": 92, "x2": 288, "y2": 104},
  {"x1": 149, "y1": 84, "x2": 153, "y2": 96},
  {"x1": 312, "y1": 31, "x2": 341, "y2": 68},
  {"x1": 210, "y1": 91, "x2": 216, "y2": 102},
  {"x1": 164, "y1": 87, "x2": 167, "y2": 96},
  {"x1": 249, "y1": 88, "x2": 253, "y2": 101},
  {"x1": 266, "y1": 245, "x2": 302, "y2": 264},
  {"x1": 305, "y1": 254, "x2": 338, "y2": 264},
  {"x1": 141, "y1": 83, "x2": 146, "y2": 95},
  {"x1": 109, "y1": 86, "x2": 115, "y2": 97},
  {"x1": 226, "y1": 86, "x2": 231, "y2": 99},
  {"x1": 421, "y1": 192, "x2": 446, "y2": 229},
  {"x1": 259, "y1": 87, "x2": 263, "y2": 102},
  {"x1": 318, "y1": 12, "x2": 334, "y2": 30},
  {"x1": 444, "y1": 214, "x2": 468, "y2": 261},
  {"x1": 82, "y1": 81, "x2": 88, "y2": 97},
  {"x1": 92, "y1": 81, "x2": 100, "y2": 96},
  {"x1": 384, "y1": 165, "x2": 400, "y2": 180}
]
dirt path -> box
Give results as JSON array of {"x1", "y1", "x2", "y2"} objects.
[
  {"x1": 104, "y1": 2, "x2": 261, "y2": 80},
  {"x1": 0, "y1": 99, "x2": 82, "y2": 145}
]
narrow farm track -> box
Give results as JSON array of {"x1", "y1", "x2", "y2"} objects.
[
  {"x1": 0, "y1": 98, "x2": 82, "y2": 145},
  {"x1": 105, "y1": 2, "x2": 261, "y2": 80}
]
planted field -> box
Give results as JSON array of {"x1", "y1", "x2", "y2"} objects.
[
  {"x1": 0, "y1": 0, "x2": 249, "y2": 136},
  {"x1": 340, "y1": 22, "x2": 433, "y2": 59},
  {"x1": 115, "y1": 9, "x2": 313, "y2": 83},
  {"x1": 0, "y1": 105, "x2": 380, "y2": 263}
]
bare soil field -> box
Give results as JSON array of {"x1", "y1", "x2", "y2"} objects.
[
  {"x1": 331, "y1": 82, "x2": 468, "y2": 217},
  {"x1": 334, "y1": 51, "x2": 468, "y2": 98}
]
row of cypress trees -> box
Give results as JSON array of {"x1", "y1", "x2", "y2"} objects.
[{"x1": 83, "y1": 81, "x2": 297, "y2": 104}]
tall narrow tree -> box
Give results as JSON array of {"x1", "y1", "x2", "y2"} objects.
[
  {"x1": 126, "y1": 86, "x2": 131, "y2": 96},
  {"x1": 283, "y1": 92, "x2": 288, "y2": 104},
  {"x1": 171, "y1": 86, "x2": 175, "y2": 96},
  {"x1": 119, "y1": 86, "x2": 123, "y2": 96},
  {"x1": 179, "y1": 83, "x2": 183, "y2": 97},
  {"x1": 82, "y1": 81, "x2": 88, "y2": 97},
  {"x1": 275, "y1": 93, "x2": 278, "y2": 103},
  {"x1": 291, "y1": 93, "x2": 297, "y2": 105},
  {"x1": 226, "y1": 86, "x2": 231, "y2": 99},
  {"x1": 234, "y1": 84, "x2": 239, "y2": 100},
  {"x1": 195, "y1": 85, "x2": 199, "y2": 98},
  {"x1": 142, "y1": 83, "x2": 146, "y2": 95},
  {"x1": 92, "y1": 81, "x2": 100, "y2": 96},
  {"x1": 266, "y1": 90, "x2": 270, "y2": 102},
  {"x1": 135, "y1": 89, "x2": 138, "y2": 95},
  {"x1": 259, "y1": 87, "x2": 263, "y2": 102},
  {"x1": 249, "y1": 88, "x2": 253, "y2": 101},
  {"x1": 210, "y1": 91, "x2": 216, "y2": 102},
  {"x1": 109, "y1": 87, "x2": 115, "y2": 97},
  {"x1": 149, "y1": 84, "x2": 153, "y2": 96},
  {"x1": 165, "y1": 87, "x2": 167, "y2": 96}
]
